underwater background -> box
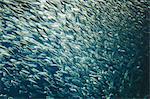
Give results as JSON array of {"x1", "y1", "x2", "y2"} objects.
[{"x1": 0, "y1": 0, "x2": 149, "y2": 98}]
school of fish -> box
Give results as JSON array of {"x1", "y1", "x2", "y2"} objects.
[{"x1": 0, "y1": 0, "x2": 149, "y2": 98}]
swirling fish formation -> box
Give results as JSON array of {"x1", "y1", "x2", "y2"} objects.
[{"x1": 0, "y1": 0, "x2": 149, "y2": 98}]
